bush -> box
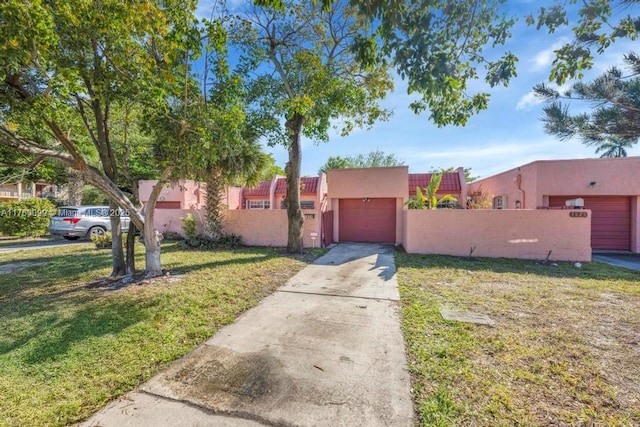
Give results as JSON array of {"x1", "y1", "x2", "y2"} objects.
[
  {"x1": 181, "y1": 213, "x2": 199, "y2": 242},
  {"x1": 91, "y1": 232, "x2": 129, "y2": 249},
  {"x1": 91, "y1": 231, "x2": 112, "y2": 249},
  {"x1": 0, "y1": 198, "x2": 57, "y2": 237}
]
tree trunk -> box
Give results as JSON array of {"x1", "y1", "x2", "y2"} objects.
[
  {"x1": 66, "y1": 168, "x2": 84, "y2": 205},
  {"x1": 285, "y1": 113, "x2": 305, "y2": 253},
  {"x1": 126, "y1": 221, "x2": 136, "y2": 277},
  {"x1": 204, "y1": 164, "x2": 225, "y2": 241},
  {"x1": 109, "y1": 200, "x2": 126, "y2": 277},
  {"x1": 143, "y1": 166, "x2": 173, "y2": 278}
]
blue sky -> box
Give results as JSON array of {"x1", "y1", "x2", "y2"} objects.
[{"x1": 196, "y1": 0, "x2": 640, "y2": 180}]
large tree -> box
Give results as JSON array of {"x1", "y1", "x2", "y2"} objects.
[
  {"x1": 0, "y1": 0, "x2": 201, "y2": 278},
  {"x1": 233, "y1": 0, "x2": 393, "y2": 252},
  {"x1": 534, "y1": 56, "x2": 640, "y2": 149},
  {"x1": 530, "y1": 1, "x2": 640, "y2": 152},
  {"x1": 318, "y1": 150, "x2": 404, "y2": 173},
  {"x1": 257, "y1": 0, "x2": 519, "y2": 126}
]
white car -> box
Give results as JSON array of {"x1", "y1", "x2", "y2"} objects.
[{"x1": 48, "y1": 206, "x2": 131, "y2": 240}]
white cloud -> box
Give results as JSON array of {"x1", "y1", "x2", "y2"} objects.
[
  {"x1": 516, "y1": 82, "x2": 572, "y2": 111},
  {"x1": 516, "y1": 91, "x2": 543, "y2": 110},
  {"x1": 532, "y1": 37, "x2": 570, "y2": 71}
]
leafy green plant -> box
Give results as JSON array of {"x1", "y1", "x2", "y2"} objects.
[
  {"x1": 217, "y1": 233, "x2": 242, "y2": 248},
  {"x1": 405, "y1": 171, "x2": 458, "y2": 210},
  {"x1": 91, "y1": 232, "x2": 112, "y2": 249},
  {"x1": 181, "y1": 213, "x2": 199, "y2": 242},
  {"x1": 0, "y1": 198, "x2": 57, "y2": 236},
  {"x1": 91, "y1": 232, "x2": 129, "y2": 249}
]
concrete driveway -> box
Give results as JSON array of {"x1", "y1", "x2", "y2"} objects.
[
  {"x1": 83, "y1": 243, "x2": 414, "y2": 427},
  {"x1": 593, "y1": 253, "x2": 640, "y2": 272}
]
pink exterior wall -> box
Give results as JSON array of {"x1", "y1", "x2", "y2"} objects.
[
  {"x1": 151, "y1": 208, "x2": 321, "y2": 248},
  {"x1": 468, "y1": 157, "x2": 640, "y2": 252},
  {"x1": 223, "y1": 187, "x2": 242, "y2": 210},
  {"x1": 327, "y1": 167, "x2": 408, "y2": 244},
  {"x1": 469, "y1": 157, "x2": 640, "y2": 209},
  {"x1": 327, "y1": 167, "x2": 408, "y2": 199},
  {"x1": 153, "y1": 209, "x2": 205, "y2": 235},
  {"x1": 223, "y1": 210, "x2": 320, "y2": 247},
  {"x1": 403, "y1": 210, "x2": 592, "y2": 262},
  {"x1": 139, "y1": 180, "x2": 205, "y2": 209}
]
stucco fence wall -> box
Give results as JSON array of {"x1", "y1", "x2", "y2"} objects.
[
  {"x1": 153, "y1": 208, "x2": 321, "y2": 248},
  {"x1": 403, "y1": 210, "x2": 592, "y2": 262}
]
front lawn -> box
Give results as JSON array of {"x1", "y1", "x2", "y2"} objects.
[
  {"x1": 395, "y1": 252, "x2": 640, "y2": 426},
  {"x1": 0, "y1": 243, "x2": 318, "y2": 426}
]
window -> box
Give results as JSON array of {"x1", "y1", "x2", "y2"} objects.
[
  {"x1": 493, "y1": 196, "x2": 505, "y2": 210},
  {"x1": 301, "y1": 200, "x2": 315, "y2": 210},
  {"x1": 280, "y1": 200, "x2": 315, "y2": 209},
  {"x1": 247, "y1": 200, "x2": 270, "y2": 210}
]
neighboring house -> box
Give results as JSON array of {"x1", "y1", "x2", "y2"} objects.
[
  {"x1": 324, "y1": 167, "x2": 465, "y2": 244},
  {"x1": 467, "y1": 157, "x2": 640, "y2": 252},
  {"x1": 0, "y1": 180, "x2": 61, "y2": 203},
  {"x1": 138, "y1": 180, "x2": 242, "y2": 210}
]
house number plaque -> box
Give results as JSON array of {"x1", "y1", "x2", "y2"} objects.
[{"x1": 569, "y1": 211, "x2": 588, "y2": 218}]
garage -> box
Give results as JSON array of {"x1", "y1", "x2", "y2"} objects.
[
  {"x1": 549, "y1": 196, "x2": 631, "y2": 250},
  {"x1": 339, "y1": 198, "x2": 396, "y2": 243}
]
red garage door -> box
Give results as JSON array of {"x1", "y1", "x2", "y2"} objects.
[
  {"x1": 339, "y1": 198, "x2": 396, "y2": 243},
  {"x1": 549, "y1": 196, "x2": 630, "y2": 250}
]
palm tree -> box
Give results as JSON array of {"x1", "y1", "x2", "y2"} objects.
[
  {"x1": 204, "y1": 133, "x2": 268, "y2": 241},
  {"x1": 595, "y1": 138, "x2": 635, "y2": 158}
]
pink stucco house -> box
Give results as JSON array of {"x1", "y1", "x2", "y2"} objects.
[
  {"x1": 467, "y1": 157, "x2": 640, "y2": 252},
  {"x1": 139, "y1": 157, "x2": 640, "y2": 261}
]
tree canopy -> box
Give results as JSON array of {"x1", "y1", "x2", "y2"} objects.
[
  {"x1": 232, "y1": 0, "x2": 393, "y2": 252},
  {"x1": 256, "y1": 0, "x2": 519, "y2": 126},
  {"x1": 530, "y1": 1, "x2": 640, "y2": 154},
  {"x1": 318, "y1": 150, "x2": 404, "y2": 173}
]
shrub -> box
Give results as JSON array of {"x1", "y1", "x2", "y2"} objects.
[
  {"x1": 181, "y1": 213, "x2": 198, "y2": 242},
  {"x1": 0, "y1": 198, "x2": 57, "y2": 237},
  {"x1": 91, "y1": 232, "x2": 112, "y2": 249},
  {"x1": 91, "y1": 232, "x2": 129, "y2": 249}
]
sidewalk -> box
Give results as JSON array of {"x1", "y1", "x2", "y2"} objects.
[{"x1": 82, "y1": 243, "x2": 414, "y2": 426}]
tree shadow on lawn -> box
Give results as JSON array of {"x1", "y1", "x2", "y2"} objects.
[
  {"x1": 162, "y1": 245, "x2": 319, "y2": 275},
  {"x1": 0, "y1": 294, "x2": 155, "y2": 365},
  {"x1": 0, "y1": 251, "x2": 113, "y2": 300},
  {"x1": 395, "y1": 252, "x2": 640, "y2": 284}
]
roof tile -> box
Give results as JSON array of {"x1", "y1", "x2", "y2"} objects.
[
  {"x1": 408, "y1": 172, "x2": 461, "y2": 194},
  {"x1": 275, "y1": 177, "x2": 319, "y2": 195},
  {"x1": 243, "y1": 180, "x2": 271, "y2": 197}
]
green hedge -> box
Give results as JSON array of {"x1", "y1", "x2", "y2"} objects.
[{"x1": 0, "y1": 198, "x2": 57, "y2": 237}]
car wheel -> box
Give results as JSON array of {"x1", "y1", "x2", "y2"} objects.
[
  {"x1": 87, "y1": 226, "x2": 107, "y2": 238},
  {"x1": 63, "y1": 236, "x2": 80, "y2": 241}
]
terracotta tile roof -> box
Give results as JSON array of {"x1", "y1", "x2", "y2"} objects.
[
  {"x1": 275, "y1": 177, "x2": 319, "y2": 195},
  {"x1": 408, "y1": 172, "x2": 461, "y2": 195},
  {"x1": 243, "y1": 180, "x2": 271, "y2": 197}
]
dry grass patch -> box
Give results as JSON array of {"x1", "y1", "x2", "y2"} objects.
[
  {"x1": 0, "y1": 243, "x2": 322, "y2": 426},
  {"x1": 395, "y1": 252, "x2": 640, "y2": 426}
]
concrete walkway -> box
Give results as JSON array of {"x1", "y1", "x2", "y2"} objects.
[{"x1": 82, "y1": 243, "x2": 414, "y2": 426}]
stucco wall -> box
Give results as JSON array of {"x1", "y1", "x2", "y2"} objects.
[
  {"x1": 327, "y1": 167, "x2": 409, "y2": 199},
  {"x1": 469, "y1": 157, "x2": 640, "y2": 209},
  {"x1": 403, "y1": 209, "x2": 592, "y2": 261},
  {"x1": 223, "y1": 210, "x2": 320, "y2": 247},
  {"x1": 139, "y1": 180, "x2": 204, "y2": 209},
  {"x1": 152, "y1": 208, "x2": 320, "y2": 247},
  {"x1": 467, "y1": 163, "x2": 538, "y2": 209},
  {"x1": 153, "y1": 209, "x2": 204, "y2": 235}
]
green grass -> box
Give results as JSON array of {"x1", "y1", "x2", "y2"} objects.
[
  {"x1": 395, "y1": 252, "x2": 640, "y2": 426},
  {"x1": 0, "y1": 242, "x2": 320, "y2": 426},
  {"x1": 0, "y1": 235, "x2": 58, "y2": 247}
]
